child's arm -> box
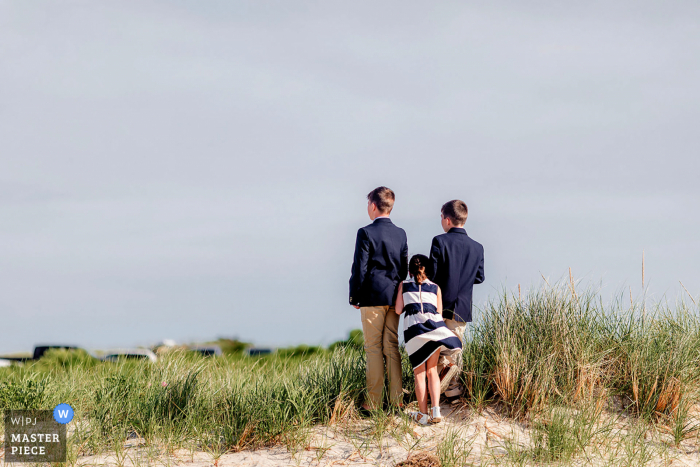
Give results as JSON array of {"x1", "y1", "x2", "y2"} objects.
[
  {"x1": 437, "y1": 286, "x2": 443, "y2": 316},
  {"x1": 395, "y1": 282, "x2": 404, "y2": 315}
]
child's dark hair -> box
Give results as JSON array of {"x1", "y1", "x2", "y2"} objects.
[{"x1": 409, "y1": 254, "x2": 430, "y2": 285}]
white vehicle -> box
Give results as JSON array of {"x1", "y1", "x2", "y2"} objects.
[{"x1": 100, "y1": 348, "x2": 157, "y2": 362}]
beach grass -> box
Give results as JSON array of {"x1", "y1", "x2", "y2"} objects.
[
  {"x1": 463, "y1": 283, "x2": 700, "y2": 421},
  {"x1": 1, "y1": 282, "x2": 700, "y2": 465}
]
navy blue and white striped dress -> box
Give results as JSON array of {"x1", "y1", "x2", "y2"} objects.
[{"x1": 401, "y1": 278, "x2": 463, "y2": 369}]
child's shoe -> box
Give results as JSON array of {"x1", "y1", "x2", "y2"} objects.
[
  {"x1": 408, "y1": 411, "x2": 430, "y2": 425},
  {"x1": 430, "y1": 406, "x2": 442, "y2": 424}
]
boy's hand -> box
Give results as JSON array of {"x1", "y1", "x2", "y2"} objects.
[{"x1": 353, "y1": 305, "x2": 360, "y2": 309}]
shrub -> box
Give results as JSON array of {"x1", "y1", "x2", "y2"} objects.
[
  {"x1": 35, "y1": 348, "x2": 98, "y2": 370},
  {"x1": 0, "y1": 379, "x2": 48, "y2": 410},
  {"x1": 276, "y1": 345, "x2": 324, "y2": 359},
  {"x1": 329, "y1": 329, "x2": 364, "y2": 351},
  {"x1": 215, "y1": 338, "x2": 250, "y2": 356}
]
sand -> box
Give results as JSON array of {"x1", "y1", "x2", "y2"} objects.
[{"x1": 3, "y1": 402, "x2": 700, "y2": 466}]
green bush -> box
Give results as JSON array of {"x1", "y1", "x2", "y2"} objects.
[
  {"x1": 35, "y1": 348, "x2": 98, "y2": 370},
  {"x1": 0, "y1": 379, "x2": 48, "y2": 410},
  {"x1": 214, "y1": 338, "x2": 250, "y2": 356},
  {"x1": 329, "y1": 329, "x2": 364, "y2": 351},
  {"x1": 276, "y1": 345, "x2": 324, "y2": 359}
]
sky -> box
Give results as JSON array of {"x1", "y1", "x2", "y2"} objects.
[{"x1": 1, "y1": 1, "x2": 699, "y2": 353}]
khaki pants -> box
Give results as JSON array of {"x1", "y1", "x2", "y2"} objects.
[
  {"x1": 437, "y1": 318, "x2": 467, "y2": 396},
  {"x1": 360, "y1": 305, "x2": 403, "y2": 408}
]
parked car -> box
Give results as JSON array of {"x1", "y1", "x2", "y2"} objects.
[
  {"x1": 245, "y1": 348, "x2": 273, "y2": 357},
  {"x1": 100, "y1": 348, "x2": 158, "y2": 362},
  {"x1": 0, "y1": 345, "x2": 85, "y2": 362},
  {"x1": 188, "y1": 345, "x2": 222, "y2": 357}
]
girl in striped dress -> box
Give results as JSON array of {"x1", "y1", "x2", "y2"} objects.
[{"x1": 395, "y1": 254, "x2": 463, "y2": 425}]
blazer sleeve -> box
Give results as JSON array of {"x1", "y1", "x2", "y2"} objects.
[
  {"x1": 349, "y1": 228, "x2": 370, "y2": 306},
  {"x1": 399, "y1": 234, "x2": 409, "y2": 281},
  {"x1": 475, "y1": 248, "x2": 485, "y2": 284},
  {"x1": 428, "y1": 237, "x2": 441, "y2": 281}
]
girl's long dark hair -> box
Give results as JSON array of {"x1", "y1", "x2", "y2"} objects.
[{"x1": 409, "y1": 254, "x2": 429, "y2": 285}]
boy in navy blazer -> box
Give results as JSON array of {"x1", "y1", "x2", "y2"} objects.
[
  {"x1": 429, "y1": 200, "x2": 484, "y2": 400},
  {"x1": 349, "y1": 187, "x2": 408, "y2": 410}
]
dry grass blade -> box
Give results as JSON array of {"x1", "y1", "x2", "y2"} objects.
[
  {"x1": 679, "y1": 281, "x2": 697, "y2": 306},
  {"x1": 655, "y1": 377, "x2": 681, "y2": 415},
  {"x1": 569, "y1": 267, "x2": 577, "y2": 300}
]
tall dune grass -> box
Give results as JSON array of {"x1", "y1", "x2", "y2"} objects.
[
  {"x1": 462, "y1": 283, "x2": 700, "y2": 422},
  {"x1": 1, "y1": 348, "x2": 369, "y2": 454},
  {"x1": 1, "y1": 282, "x2": 699, "y2": 464}
]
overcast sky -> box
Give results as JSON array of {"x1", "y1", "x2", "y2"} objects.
[{"x1": 1, "y1": 1, "x2": 699, "y2": 353}]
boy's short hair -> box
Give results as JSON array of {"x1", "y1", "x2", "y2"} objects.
[
  {"x1": 367, "y1": 187, "x2": 395, "y2": 214},
  {"x1": 441, "y1": 200, "x2": 468, "y2": 225}
]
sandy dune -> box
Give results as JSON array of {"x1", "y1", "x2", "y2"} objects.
[{"x1": 46, "y1": 402, "x2": 700, "y2": 467}]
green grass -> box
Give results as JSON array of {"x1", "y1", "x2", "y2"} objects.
[
  {"x1": 462, "y1": 284, "x2": 700, "y2": 421},
  {"x1": 436, "y1": 426, "x2": 473, "y2": 467},
  {"x1": 0, "y1": 348, "x2": 371, "y2": 452},
  {"x1": 1, "y1": 282, "x2": 700, "y2": 465}
]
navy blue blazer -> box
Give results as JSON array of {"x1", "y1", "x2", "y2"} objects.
[
  {"x1": 429, "y1": 228, "x2": 485, "y2": 322},
  {"x1": 349, "y1": 218, "x2": 409, "y2": 307}
]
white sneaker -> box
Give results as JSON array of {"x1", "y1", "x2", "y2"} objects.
[
  {"x1": 430, "y1": 406, "x2": 442, "y2": 423},
  {"x1": 408, "y1": 411, "x2": 430, "y2": 425}
]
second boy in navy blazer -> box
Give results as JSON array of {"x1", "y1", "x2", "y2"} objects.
[{"x1": 429, "y1": 199, "x2": 484, "y2": 400}]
